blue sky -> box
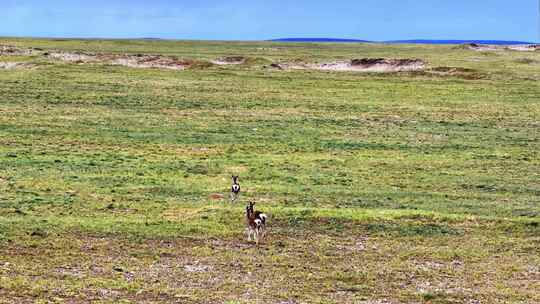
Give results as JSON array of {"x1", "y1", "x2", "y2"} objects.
[{"x1": 0, "y1": 0, "x2": 538, "y2": 41}]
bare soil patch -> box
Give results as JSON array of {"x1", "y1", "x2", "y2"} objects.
[
  {"x1": 110, "y1": 55, "x2": 192, "y2": 70},
  {"x1": 47, "y1": 52, "x2": 98, "y2": 63},
  {"x1": 464, "y1": 43, "x2": 540, "y2": 52},
  {"x1": 47, "y1": 51, "x2": 201, "y2": 70},
  {"x1": 269, "y1": 58, "x2": 426, "y2": 72},
  {"x1": 212, "y1": 56, "x2": 247, "y2": 65},
  {"x1": 464, "y1": 43, "x2": 501, "y2": 52},
  {"x1": 0, "y1": 45, "x2": 40, "y2": 56},
  {"x1": 430, "y1": 66, "x2": 476, "y2": 73},
  {"x1": 507, "y1": 44, "x2": 540, "y2": 52},
  {"x1": 0, "y1": 62, "x2": 33, "y2": 70},
  {"x1": 348, "y1": 58, "x2": 425, "y2": 72},
  {"x1": 268, "y1": 63, "x2": 285, "y2": 70},
  {"x1": 266, "y1": 61, "x2": 306, "y2": 70}
]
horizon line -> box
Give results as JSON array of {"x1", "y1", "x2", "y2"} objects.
[{"x1": 0, "y1": 35, "x2": 537, "y2": 44}]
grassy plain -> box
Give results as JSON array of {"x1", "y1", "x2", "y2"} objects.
[{"x1": 0, "y1": 38, "x2": 539, "y2": 303}]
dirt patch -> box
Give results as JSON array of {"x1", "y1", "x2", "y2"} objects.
[
  {"x1": 348, "y1": 58, "x2": 425, "y2": 71},
  {"x1": 465, "y1": 43, "x2": 501, "y2": 52},
  {"x1": 0, "y1": 62, "x2": 33, "y2": 70},
  {"x1": 313, "y1": 58, "x2": 426, "y2": 72},
  {"x1": 266, "y1": 62, "x2": 306, "y2": 70},
  {"x1": 212, "y1": 56, "x2": 246, "y2": 65},
  {"x1": 268, "y1": 58, "x2": 426, "y2": 72},
  {"x1": 184, "y1": 263, "x2": 211, "y2": 273},
  {"x1": 110, "y1": 55, "x2": 192, "y2": 70},
  {"x1": 465, "y1": 43, "x2": 540, "y2": 52},
  {"x1": 0, "y1": 45, "x2": 40, "y2": 56},
  {"x1": 430, "y1": 66, "x2": 477, "y2": 73},
  {"x1": 0, "y1": 62, "x2": 21, "y2": 69},
  {"x1": 48, "y1": 52, "x2": 98, "y2": 63},
  {"x1": 507, "y1": 44, "x2": 540, "y2": 52},
  {"x1": 268, "y1": 63, "x2": 285, "y2": 70},
  {"x1": 47, "y1": 51, "x2": 201, "y2": 70}
]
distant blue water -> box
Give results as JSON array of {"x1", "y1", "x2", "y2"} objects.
[
  {"x1": 271, "y1": 38, "x2": 535, "y2": 45},
  {"x1": 385, "y1": 39, "x2": 534, "y2": 45}
]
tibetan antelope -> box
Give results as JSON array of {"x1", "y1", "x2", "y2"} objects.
[
  {"x1": 245, "y1": 201, "x2": 267, "y2": 244},
  {"x1": 230, "y1": 175, "x2": 240, "y2": 202}
]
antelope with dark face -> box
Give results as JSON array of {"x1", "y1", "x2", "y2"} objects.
[
  {"x1": 230, "y1": 175, "x2": 240, "y2": 202},
  {"x1": 245, "y1": 201, "x2": 267, "y2": 244}
]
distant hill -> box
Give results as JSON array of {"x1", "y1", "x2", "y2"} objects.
[
  {"x1": 271, "y1": 38, "x2": 372, "y2": 43},
  {"x1": 271, "y1": 38, "x2": 534, "y2": 45}
]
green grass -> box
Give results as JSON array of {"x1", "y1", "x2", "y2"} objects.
[{"x1": 0, "y1": 38, "x2": 539, "y2": 303}]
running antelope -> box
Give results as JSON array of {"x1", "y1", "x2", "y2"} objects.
[
  {"x1": 245, "y1": 201, "x2": 267, "y2": 244},
  {"x1": 230, "y1": 175, "x2": 240, "y2": 202}
]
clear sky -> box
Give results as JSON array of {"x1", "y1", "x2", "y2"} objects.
[{"x1": 0, "y1": 0, "x2": 538, "y2": 41}]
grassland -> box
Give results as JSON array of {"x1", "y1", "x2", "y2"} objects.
[{"x1": 0, "y1": 37, "x2": 539, "y2": 303}]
